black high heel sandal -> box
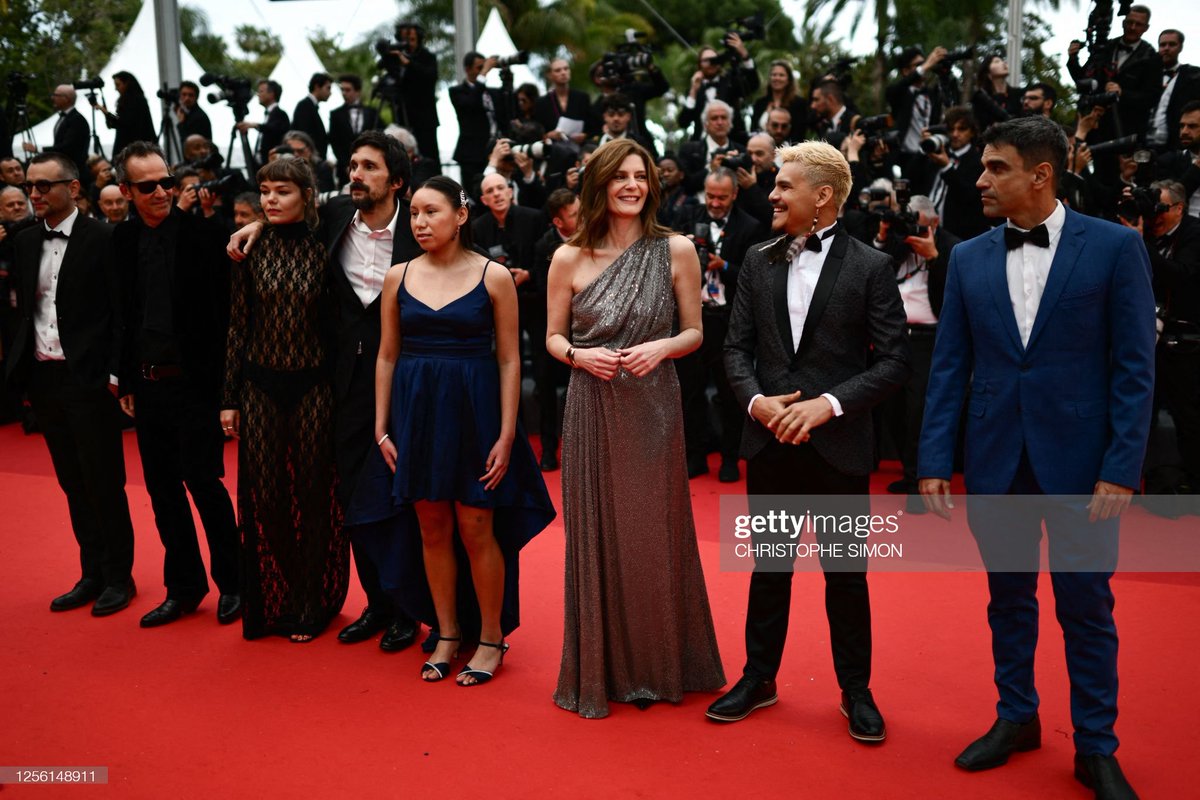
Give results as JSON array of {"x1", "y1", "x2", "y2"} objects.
[
  {"x1": 421, "y1": 635, "x2": 461, "y2": 682},
  {"x1": 457, "y1": 640, "x2": 509, "y2": 686}
]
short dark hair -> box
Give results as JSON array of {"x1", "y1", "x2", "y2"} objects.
[
  {"x1": 1025, "y1": 82, "x2": 1057, "y2": 106},
  {"x1": 896, "y1": 47, "x2": 923, "y2": 71},
  {"x1": 600, "y1": 93, "x2": 633, "y2": 114},
  {"x1": 180, "y1": 80, "x2": 199, "y2": 94},
  {"x1": 350, "y1": 129, "x2": 410, "y2": 193},
  {"x1": 113, "y1": 141, "x2": 166, "y2": 184},
  {"x1": 944, "y1": 106, "x2": 978, "y2": 135},
  {"x1": 257, "y1": 157, "x2": 319, "y2": 228},
  {"x1": 337, "y1": 73, "x2": 363, "y2": 92},
  {"x1": 233, "y1": 191, "x2": 261, "y2": 212},
  {"x1": 1180, "y1": 100, "x2": 1200, "y2": 117},
  {"x1": 815, "y1": 79, "x2": 844, "y2": 104},
  {"x1": 308, "y1": 72, "x2": 332, "y2": 92},
  {"x1": 415, "y1": 176, "x2": 472, "y2": 249},
  {"x1": 1128, "y1": 4, "x2": 1150, "y2": 19},
  {"x1": 980, "y1": 116, "x2": 1068, "y2": 188},
  {"x1": 463, "y1": 51, "x2": 484, "y2": 71},
  {"x1": 30, "y1": 152, "x2": 79, "y2": 182},
  {"x1": 283, "y1": 129, "x2": 317, "y2": 155},
  {"x1": 1160, "y1": 29, "x2": 1185, "y2": 46},
  {"x1": 546, "y1": 188, "x2": 578, "y2": 220},
  {"x1": 258, "y1": 79, "x2": 283, "y2": 102}
]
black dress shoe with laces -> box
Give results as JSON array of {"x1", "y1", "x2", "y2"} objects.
[
  {"x1": 955, "y1": 716, "x2": 1041, "y2": 771},
  {"x1": 1074, "y1": 754, "x2": 1138, "y2": 800},
  {"x1": 51, "y1": 578, "x2": 103, "y2": 612},
  {"x1": 379, "y1": 617, "x2": 419, "y2": 652},
  {"x1": 705, "y1": 677, "x2": 778, "y2": 722},
  {"x1": 216, "y1": 594, "x2": 243, "y2": 624},
  {"x1": 139, "y1": 596, "x2": 201, "y2": 628},
  {"x1": 337, "y1": 607, "x2": 392, "y2": 643},
  {"x1": 840, "y1": 689, "x2": 887, "y2": 743},
  {"x1": 91, "y1": 580, "x2": 137, "y2": 617}
]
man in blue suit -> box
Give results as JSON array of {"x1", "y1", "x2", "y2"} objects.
[{"x1": 919, "y1": 116, "x2": 1155, "y2": 800}]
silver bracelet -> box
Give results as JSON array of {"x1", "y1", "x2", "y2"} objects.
[{"x1": 377, "y1": 433, "x2": 390, "y2": 446}]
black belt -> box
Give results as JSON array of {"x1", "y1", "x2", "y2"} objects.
[
  {"x1": 141, "y1": 363, "x2": 184, "y2": 381},
  {"x1": 907, "y1": 323, "x2": 937, "y2": 336}
]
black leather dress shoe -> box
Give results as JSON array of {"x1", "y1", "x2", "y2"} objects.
[
  {"x1": 216, "y1": 594, "x2": 243, "y2": 624},
  {"x1": 1074, "y1": 754, "x2": 1138, "y2": 800},
  {"x1": 705, "y1": 677, "x2": 778, "y2": 722},
  {"x1": 51, "y1": 578, "x2": 103, "y2": 612},
  {"x1": 91, "y1": 580, "x2": 137, "y2": 617},
  {"x1": 139, "y1": 596, "x2": 201, "y2": 628},
  {"x1": 840, "y1": 689, "x2": 887, "y2": 743},
  {"x1": 718, "y1": 459, "x2": 740, "y2": 483},
  {"x1": 379, "y1": 617, "x2": 419, "y2": 652},
  {"x1": 337, "y1": 607, "x2": 392, "y2": 643},
  {"x1": 955, "y1": 716, "x2": 1041, "y2": 771},
  {"x1": 540, "y1": 448, "x2": 559, "y2": 471}
]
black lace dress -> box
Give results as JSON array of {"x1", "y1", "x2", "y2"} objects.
[{"x1": 223, "y1": 221, "x2": 347, "y2": 639}]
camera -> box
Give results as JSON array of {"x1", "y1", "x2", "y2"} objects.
[
  {"x1": 194, "y1": 173, "x2": 236, "y2": 193},
  {"x1": 873, "y1": 179, "x2": 929, "y2": 243},
  {"x1": 692, "y1": 222, "x2": 712, "y2": 267},
  {"x1": 714, "y1": 147, "x2": 753, "y2": 172},
  {"x1": 1117, "y1": 184, "x2": 1167, "y2": 224},
  {"x1": 6, "y1": 71, "x2": 33, "y2": 102},
  {"x1": 189, "y1": 151, "x2": 225, "y2": 172},
  {"x1": 1076, "y1": 78, "x2": 1119, "y2": 113},
  {"x1": 822, "y1": 56, "x2": 858, "y2": 89},
  {"x1": 1086, "y1": 133, "x2": 1139, "y2": 158},
  {"x1": 725, "y1": 13, "x2": 764, "y2": 44},
  {"x1": 920, "y1": 133, "x2": 951, "y2": 154},
  {"x1": 494, "y1": 51, "x2": 531, "y2": 70},
  {"x1": 157, "y1": 85, "x2": 180, "y2": 104},
  {"x1": 934, "y1": 47, "x2": 976, "y2": 74},
  {"x1": 856, "y1": 114, "x2": 901, "y2": 152},
  {"x1": 200, "y1": 73, "x2": 252, "y2": 120},
  {"x1": 73, "y1": 76, "x2": 104, "y2": 91}
]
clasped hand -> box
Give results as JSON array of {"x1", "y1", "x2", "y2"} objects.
[
  {"x1": 753, "y1": 391, "x2": 834, "y2": 444},
  {"x1": 576, "y1": 342, "x2": 668, "y2": 380}
]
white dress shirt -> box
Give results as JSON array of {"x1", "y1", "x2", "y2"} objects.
[
  {"x1": 1007, "y1": 201, "x2": 1066, "y2": 348},
  {"x1": 342, "y1": 202, "x2": 402, "y2": 307},
  {"x1": 34, "y1": 208, "x2": 79, "y2": 362},
  {"x1": 1148, "y1": 69, "x2": 1179, "y2": 147},
  {"x1": 896, "y1": 256, "x2": 937, "y2": 325},
  {"x1": 929, "y1": 143, "x2": 973, "y2": 218}
]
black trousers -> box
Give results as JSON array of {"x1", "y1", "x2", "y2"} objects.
[
  {"x1": 519, "y1": 290, "x2": 563, "y2": 456},
  {"x1": 28, "y1": 361, "x2": 135, "y2": 587},
  {"x1": 882, "y1": 325, "x2": 935, "y2": 484},
  {"x1": 743, "y1": 440, "x2": 872, "y2": 690},
  {"x1": 134, "y1": 376, "x2": 239, "y2": 600},
  {"x1": 678, "y1": 305, "x2": 741, "y2": 463},
  {"x1": 1160, "y1": 350, "x2": 1200, "y2": 486},
  {"x1": 334, "y1": 352, "x2": 397, "y2": 618}
]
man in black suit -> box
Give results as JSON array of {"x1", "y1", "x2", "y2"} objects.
[
  {"x1": 22, "y1": 86, "x2": 90, "y2": 180},
  {"x1": 678, "y1": 37, "x2": 760, "y2": 141},
  {"x1": 886, "y1": 47, "x2": 948, "y2": 172},
  {"x1": 291, "y1": 72, "x2": 332, "y2": 161},
  {"x1": 909, "y1": 106, "x2": 990, "y2": 240},
  {"x1": 675, "y1": 167, "x2": 767, "y2": 481},
  {"x1": 1068, "y1": 4, "x2": 1162, "y2": 143},
  {"x1": 707, "y1": 142, "x2": 910, "y2": 742},
  {"x1": 450, "y1": 52, "x2": 502, "y2": 199},
  {"x1": 810, "y1": 79, "x2": 857, "y2": 149},
  {"x1": 174, "y1": 81, "x2": 212, "y2": 144},
  {"x1": 678, "y1": 100, "x2": 747, "y2": 194},
  {"x1": 1148, "y1": 29, "x2": 1200, "y2": 151},
  {"x1": 588, "y1": 93, "x2": 657, "y2": 157},
  {"x1": 6, "y1": 153, "x2": 136, "y2": 616},
  {"x1": 236, "y1": 80, "x2": 289, "y2": 169},
  {"x1": 111, "y1": 141, "x2": 240, "y2": 628},
  {"x1": 329, "y1": 74, "x2": 381, "y2": 187},
  {"x1": 388, "y1": 21, "x2": 440, "y2": 170},
  {"x1": 1156, "y1": 101, "x2": 1200, "y2": 214},
  {"x1": 1, "y1": 156, "x2": 24, "y2": 187},
  {"x1": 733, "y1": 133, "x2": 778, "y2": 228}
]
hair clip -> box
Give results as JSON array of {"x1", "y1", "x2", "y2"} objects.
[{"x1": 459, "y1": 189, "x2": 469, "y2": 206}]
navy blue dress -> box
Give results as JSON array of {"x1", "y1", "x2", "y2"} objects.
[{"x1": 346, "y1": 261, "x2": 555, "y2": 640}]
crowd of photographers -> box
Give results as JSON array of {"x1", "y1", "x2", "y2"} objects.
[{"x1": 2, "y1": 6, "x2": 1198, "y2": 502}]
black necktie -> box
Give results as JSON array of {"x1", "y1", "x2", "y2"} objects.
[
  {"x1": 43, "y1": 228, "x2": 67, "y2": 241},
  {"x1": 1004, "y1": 224, "x2": 1050, "y2": 250},
  {"x1": 709, "y1": 216, "x2": 726, "y2": 228}
]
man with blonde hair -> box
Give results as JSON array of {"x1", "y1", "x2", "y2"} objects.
[{"x1": 708, "y1": 140, "x2": 910, "y2": 744}]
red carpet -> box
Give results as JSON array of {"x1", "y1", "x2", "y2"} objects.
[{"x1": 0, "y1": 422, "x2": 1196, "y2": 798}]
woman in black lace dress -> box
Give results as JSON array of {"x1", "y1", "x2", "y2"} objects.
[{"x1": 221, "y1": 158, "x2": 347, "y2": 641}]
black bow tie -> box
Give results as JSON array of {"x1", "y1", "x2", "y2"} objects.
[
  {"x1": 1004, "y1": 224, "x2": 1050, "y2": 250},
  {"x1": 708, "y1": 216, "x2": 726, "y2": 228},
  {"x1": 43, "y1": 228, "x2": 67, "y2": 241}
]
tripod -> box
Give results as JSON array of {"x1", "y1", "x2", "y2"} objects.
[
  {"x1": 157, "y1": 84, "x2": 183, "y2": 165},
  {"x1": 85, "y1": 89, "x2": 107, "y2": 160},
  {"x1": 12, "y1": 102, "x2": 37, "y2": 164},
  {"x1": 224, "y1": 119, "x2": 256, "y2": 177}
]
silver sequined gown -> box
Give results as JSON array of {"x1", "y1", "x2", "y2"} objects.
[{"x1": 553, "y1": 236, "x2": 726, "y2": 718}]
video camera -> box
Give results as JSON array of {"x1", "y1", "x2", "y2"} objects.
[
  {"x1": 6, "y1": 71, "x2": 34, "y2": 104},
  {"x1": 872, "y1": 179, "x2": 929, "y2": 248},
  {"x1": 1077, "y1": 0, "x2": 1135, "y2": 83},
  {"x1": 821, "y1": 57, "x2": 858, "y2": 90},
  {"x1": 707, "y1": 14, "x2": 765, "y2": 67},
  {"x1": 598, "y1": 31, "x2": 654, "y2": 88},
  {"x1": 200, "y1": 73, "x2": 252, "y2": 121},
  {"x1": 1076, "y1": 78, "x2": 1119, "y2": 114},
  {"x1": 857, "y1": 113, "x2": 902, "y2": 152},
  {"x1": 934, "y1": 47, "x2": 976, "y2": 75},
  {"x1": 1118, "y1": 184, "x2": 1168, "y2": 224},
  {"x1": 73, "y1": 76, "x2": 104, "y2": 106},
  {"x1": 157, "y1": 85, "x2": 180, "y2": 104}
]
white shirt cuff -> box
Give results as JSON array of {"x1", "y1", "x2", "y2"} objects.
[
  {"x1": 684, "y1": 96, "x2": 696, "y2": 109},
  {"x1": 821, "y1": 393, "x2": 844, "y2": 417},
  {"x1": 482, "y1": 165, "x2": 498, "y2": 176},
  {"x1": 748, "y1": 393, "x2": 764, "y2": 417},
  {"x1": 109, "y1": 374, "x2": 119, "y2": 387}
]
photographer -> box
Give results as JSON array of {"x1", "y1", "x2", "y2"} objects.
[
  {"x1": 235, "y1": 80, "x2": 289, "y2": 169},
  {"x1": 94, "y1": 72, "x2": 155, "y2": 156},
  {"x1": 674, "y1": 167, "x2": 766, "y2": 481},
  {"x1": 174, "y1": 81, "x2": 212, "y2": 143},
  {"x1": 678, "y1": 37, "x2": 760, "y2": 141},
  {"x1": 533, "y1": 58, "x2": 591, "y2": 146},
  {"x1": 330, "y1": 74, "x2": 381, "y2": 188},
  {"x1": 731, "y1": 133, "x2": 777, "y2": 228},
  {"x1": 886, "y1": 47, "x2": 947, "y2": 171},
  {"x1": 449, "y1": 52, "x2": 502, "y2": 199},
  {"x1": 172, "y1": 166, "x2": 218, "y2": 219},
  {"x1": 590, "y1": 93, "x2": 656, "y2": 157},
  {"x1": 483, "y1": 136, "x2": 548, "y2": 210},
  {"x1": 1149, "y1": 30, "x2": 1200, "y2": 151},
  {"x1": 908, "y1": 107, "x2": 989, "y2": 239},
  {"x1": 973, "y1": 55, "x2": 1022, "y2": 132},
  {"x1": 678, "y1": 100, "x2": 746, "y2": 193},
  {"x1": 588, "y1": 49, "x2": 669, "y2": 143},
  {"x1": 1067, "y1": 4, "x2": 1161, "y2": 143},
  {"x1": 810, "y1": 79, "x2": 856, "y2": 149},
  {"x1": 380, "y1": 21, "x2": 440, "y2": 169},
  {"x1": 291, "y1": 72, "x2": 332, "y2": 161},
  {"x1": 21, "y1": 85, "x2": 89, "y2": 179},
  {"x1": 1021, "y1": 82, "x2": 1057, "y2": 118},
  {"x1": 765, "y1": 107, "x2": 793, "y2": 147}
]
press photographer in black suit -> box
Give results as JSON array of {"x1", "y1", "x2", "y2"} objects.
[
  {"x1": 387, "y1": 21, "x2": 440, "y2": 170},
  {"x1": 886, "y1": 47, "x2": 947, "y2": 171},
  {"x1": 291, "y1": 72, "x2": 332, "y2": 161},
  {"x1": 679, "y1": 100, "x2": 747, "y2": 194},
  {"x1": 908, "y1": 106, "x2": 989, "y2": 240},
  {"x1": 6, "y1": 153, "x2": 136, "y2": 617},
  {"x1": 329, "y1": 74, "x2": 381, "y2": 187},
  {"x1": 449, "y1": 52, "x2": 502, "y2": 198},
  {"x1": 236, "y1": 80, "x2": 290, "y2": 169},
  {"x1": 675, "y1": 167, "x2": 767, "y2": 481},
  {"x1": 174, "y1": 81, "x2": 212, "y2": 143},
  {"x1": 733, "y1": 133, "x2": 779, "y2": 227},
  {"x1": 22, "y1": 86, "x2": 89, "y2": 180},
  {"x1": 678, "y1": 37, "x2": 760, "y2": 141},
  {"x1": 1067, "y1": 4, "x2": 1162, "y2": 143}
]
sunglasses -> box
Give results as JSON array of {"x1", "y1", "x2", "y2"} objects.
[
  {"x1": 19, "y1": 178, "x2": 72, "y2": 194},
  {"x1": 125, "y1": 176, "x2": 178, "y2": 194}
]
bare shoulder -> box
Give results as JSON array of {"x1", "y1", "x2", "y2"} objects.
[
  {"x1": 666, "y1": 233, "x2": 694, "y2": 258},
  {"x1": 382, "y1": 259, "x2": 410, "y2": 289},
  {"x1": 548, "y1": 243, "x2": 583, "y2": 277},
  {"x1": 483, "y1": 255, "x2": 517, "y2": 296}
]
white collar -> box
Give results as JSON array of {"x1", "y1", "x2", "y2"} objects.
[
  {"x1": 1010, "y1": 200, "x2": 1066, "y2": 238},
  {"x1": 46, "y1": 206, "x2": 80, "y2": 237},
  {"x1": 351, "y1": 200, "x2": 401, "y2": 236}
]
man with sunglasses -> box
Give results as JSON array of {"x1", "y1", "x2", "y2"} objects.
[
  {"x1": 5, "y1": 153, "x2": 137, "y2": 616},
  {"x1": 112, "y1": 141, "x2": 241, "y2": 629}
]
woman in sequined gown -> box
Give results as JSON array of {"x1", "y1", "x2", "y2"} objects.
[
  {"x1": 221, "y1": 158, "x2": 347, "y2": 642},
  {"x1": 545, "y1": 139, "x2": 726, "y2": 718}
]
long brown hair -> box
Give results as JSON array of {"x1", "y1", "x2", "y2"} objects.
[
  {"x1": 768, "y1": 59, "x2": 797, "y2": 107},
  {"x1": 256, "y1": 156, "x2": 318, "y2": 229},
  {"x1": 569, "y1": 139, "x2": 671, "y2": 251}
]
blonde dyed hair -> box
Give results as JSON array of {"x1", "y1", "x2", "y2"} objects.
[{"x1": 777, "y1": 141, "x2": 852, "y2": 209}]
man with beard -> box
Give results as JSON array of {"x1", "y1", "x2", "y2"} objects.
[
  {"x1": 175, "y1": 81, "x2": 212, "y2": 143},
  {"x1": 228, "y1": 131, "x2": 423, "y2": 651}
]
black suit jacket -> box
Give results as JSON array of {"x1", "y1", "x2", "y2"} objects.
[
  {"x1": 531, "y1": 227, "x2": 567, "y2": 295},
  {"x1": 398, "y1": 47, "x2": 440, "y2": 162},
  {"x1": 1150, "y1": 214, "x2": 1200, "y2": 322},
  {"x1": 176, "y1": 104, "x2": 212, "y2": 143},
  {"x1": 1069, "y1": 38, "x2": 1162, "y2": 140},
  {"x1": 113, "y1": 210, "x2": 230, "y2": 404},
  {"x1": 471, "y1": 205, "x2": 548, "y2": 288},
  {"x1": 6, "y1": 214, "x2": 120, "y2": 390},
  {"x1": 329, "y1": 103, "x2": 382, "y2": 183},
  {"x1": 1161, "y1": 65, "x2": 1200, "y2": 150},
  {"x1": 750, "y1": 95, "x2": 807, "y2": 140},
  {"x1": 321, "y1": 195, "x2": 421, "y2": 402},
  {"x1": 677, "y1": 205, "x2": 767, "y2": 303},
  {"x1": 909, "y1": 144, "x2": 990, "y2": 240},
  {"x1": 534, "y1": 90, "x2": 592, "y2": 138},
  {"x1": 678, "y1": 67, "x2": 761, "y2": 140},
  {"x1": 450, "y1": 81, "x2": 502, "y2": 165},
  {"x1": 257, "y1": 106, "x2": 291, "y2": 163},
  {"x1": 292, "y1": 96, "x2": 329, "y2": 160},
  {"x1": 723, "y1": 228, "x2": 911, "y2": 472},
  {"x1": 886, "y1": 72, "x2": 943, "y2": 149},
  {"x1": 678, "y1": 135, "x2": 748, "y2": 194},
  {"x1": 46, "y1": 109, "x2": 90, "y2": 177}
]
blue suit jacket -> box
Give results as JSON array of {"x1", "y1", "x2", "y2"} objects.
[{"x1": 918, "y1": 207, "x2": 1156, "y2": 494}]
